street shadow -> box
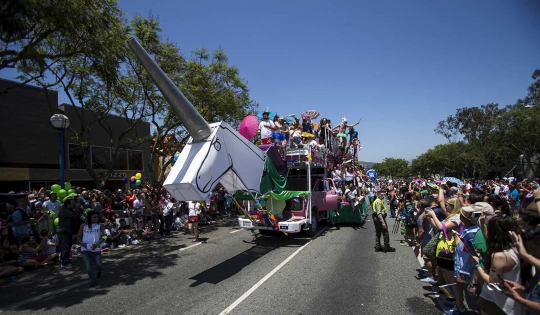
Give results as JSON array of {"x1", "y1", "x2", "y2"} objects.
[
  {"x1": 0, "y1": 240, "x2": 182, "y2": 311},
  {"x1": 188, "y1": 233, "x2": 310, "y2": 287},
  {"x1": 406, "y1": 296, "x2": 442, "y2": 314}
]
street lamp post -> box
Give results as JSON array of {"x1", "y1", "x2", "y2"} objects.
[
  {"x1": 50, "y1": 114, "x2": 71, "y2": 189},
  {"x1": 519, "y1": 154, "x2": 525, "y2": 181}
]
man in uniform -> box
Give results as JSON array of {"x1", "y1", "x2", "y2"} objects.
[{"x1": 372, "y1": 191, "x2": 395, "y2": 252}]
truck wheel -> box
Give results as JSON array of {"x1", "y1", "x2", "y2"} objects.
[{"x1": 304, "y1": 208, "x2": 318, "y2": 237}]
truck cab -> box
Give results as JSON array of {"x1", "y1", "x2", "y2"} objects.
[
  {"x1": 311, "y1": 178, "x2": 339, "y2": 222},
  {"x1": 238, "y1": 144, "x2": 339, "y2": 236}
]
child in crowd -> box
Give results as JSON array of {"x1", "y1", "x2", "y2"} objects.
[{"x1": 40, "y1": 229, "x2": 59, "y2": 255}]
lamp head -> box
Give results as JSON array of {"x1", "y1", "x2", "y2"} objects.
[{"x1": 50, "y1": 114, "x2": 70, "y2": 130}]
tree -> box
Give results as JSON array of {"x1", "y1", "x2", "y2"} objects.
[
  {"x1": 15, "y1": 12, "x2": 151, "y2": 189},
  {"x1": 373, "y1": 158, "x2": 409, "y2": 179},
  {"x1": 126, "y1": 16, "x2": 259, "y2": 185},
  {"x1": 485, "y1": 69, "x2": 540, "y2": 178},
  {"x1": 1, "y1": 0, "x2": 123, "y2": 89},
  {"x1": 434, "y1": 103, "x2": 502, "y2": 144}
]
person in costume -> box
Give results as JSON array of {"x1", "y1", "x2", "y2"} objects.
[
  {"x1": 317, "y1": 118, "x2": 333, "y2": 150},
  {"x1": 333, "y1": 117, "x2": 360, "y2": 152},
  {"x1": 346, "y1": 126, "x2": 359, "y2": 154}
]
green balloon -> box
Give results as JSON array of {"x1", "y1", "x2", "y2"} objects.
[
  {"x1": 51, "y1": 184, "x2": 61, "y2": 193},
  {"x1": 64, "y1": 182, "x2": 72, "y2": 190},
  {"x1": 68, "y1": 189, "x2": 75, "y2": 194},
  {"x1": 54, "y1": 218, "x2": 59, "y2": 226},
  {"x1": 136, "y1": 179, "x2": 141, "y2": 186},
  {"x1": 70, "y1": 193, "x2": 77, "y2": 197},
  {"x1": 57, "y1": 189, "x2": 67, "y2": 198}
]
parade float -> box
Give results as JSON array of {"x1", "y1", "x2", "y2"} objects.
[{"x1": 127, "y1": 38, "x2": 368, "y2": 236}]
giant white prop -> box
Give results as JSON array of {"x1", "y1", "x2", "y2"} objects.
[
  {"x1": 164, "y1": 122, "x2": 265, "y2": 201},
  {"x1": 127, "y1": 38, "x2": 265, "y2": 201}
]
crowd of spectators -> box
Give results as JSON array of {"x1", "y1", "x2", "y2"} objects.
[
  {"x1": 0, "y1": 184, "x2": 240, "y2": 278},
  {"x1": 382, "y1": 177, "x2": 540, "y2": 315}
]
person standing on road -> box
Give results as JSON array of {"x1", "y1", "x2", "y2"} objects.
[
  {"x1": 188, "y1": 201, "x2": 202, "y2": 242},
  {"x1": 77, "y1": 211, "x2": 105, "y2": 286},
  {"x1": 372, "y1": 191, "x2": 395, "y2": 252},
  {"x1": 57, "y1": 197, "x2": 76, "y2": 269}
]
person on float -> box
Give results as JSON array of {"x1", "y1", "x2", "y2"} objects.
[
  {"x1": 317, "y1": 118, "x2": 332, "y2": 150},
  {"x1": 258, "y1": 108, "x2": 276, "y2": 145},
  {"x1": 332, "y1": 117, "x2": 360, "y2": 152}
]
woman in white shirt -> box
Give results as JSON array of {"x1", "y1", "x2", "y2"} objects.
[
  {"x1": 188, "y1": 201, "x2": 202, "y2": 242},
  {"x1": 76, "y1": 211, "x2": 105, "y2": 286}
]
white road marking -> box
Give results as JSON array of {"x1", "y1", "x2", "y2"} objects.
[
  {"x1": 179, "y1": 242, "x2": 202, "y2": 251},
  {"x1": 229, "y1": 229, "x2": 243, "y2": 234},
  {"x1": 219, "y1": 225, "x2": 328, "y2": 315},
  {"x1": 0, "y1": 280, "x2": 91, "y2": 312}
]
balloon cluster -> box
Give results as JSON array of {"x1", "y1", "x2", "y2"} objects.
[
  {"x1": 50, "y1": 182, "x2": 77, "y2": 203},
  {"x1": 122, "y1": 173, "x2": 143, "y2": 187}
]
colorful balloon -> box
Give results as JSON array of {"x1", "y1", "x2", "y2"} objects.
[
  {"x1": 131, "y1": 176, "x2": 136, "y2": 181},
  {"x1": 130, "y1": 179, "x2": 136, "y2": 184},
  {"x1": 68, "y1": 189, "x2": 76, "y2": 194},
  {"x1": 64, "y1": 182, "x2": 72, "y2": 190},
  {"x1": 123, "y1": 177, "x2": 129, "y2": 184},
  {"x1": 135, "y1": 173, "x2": 142, "y2": 180},
  {"x1": 57, "y1": 189, "x2": 67, "y2": 198},
  {"x1": 135, "y1": 179, "x2": 141, "y2": 186},
  {"x1": 51, "y1": 184, "x2": 61, "y2": 193},
  {"x1": 54, "y1": 218, "x2": 59, "y2": 226}
]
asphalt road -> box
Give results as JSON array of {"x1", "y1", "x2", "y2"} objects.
[{"x1": 0, "y1": 215, "x2": 442, "y2": 315}]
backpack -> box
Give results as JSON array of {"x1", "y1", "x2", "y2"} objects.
[
  {"x1": 16, "y1": 207, "x2": 31, "y2": 222},
  {"x1": 403, "y1": 201, "x2": 417, "y2": 227}
]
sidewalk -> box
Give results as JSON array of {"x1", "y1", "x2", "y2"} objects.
[{"x1": 0, "y1": 215, "x2": 240, "y2": 310}]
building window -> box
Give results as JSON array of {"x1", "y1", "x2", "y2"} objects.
[
  {"x1": 113, "y1": 149, "x2": 128, "y2": 170},
  {"x1": 68, "y1": 144, "x2": 87, "y2": 170},
  {"x1": 91, "y1": 146, "x2": 111, "y2": 170},
  {"x1": 128, "y1": 150, "x2": 143, "y2": 170}
]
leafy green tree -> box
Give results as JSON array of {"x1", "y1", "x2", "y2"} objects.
[
  {"x1": 0, "y1": 0, "x2": 123, "y2": 88},
  {"x1": 373, "y1": 158, "x2": 409, "y2": 179},
  {"x1": 126, "y1": 16, "x2": 259, "y2": 184}
]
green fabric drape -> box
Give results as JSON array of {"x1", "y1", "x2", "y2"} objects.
[
  {"x1": 330, "y1": 199, "x2": 370, "y2": 225},
  {"x1": 259, "y1": 155, "x2": 287, "y2": 194},
  {"x1": 262, "y1": 190, "x2": 311, "y2": 200}
]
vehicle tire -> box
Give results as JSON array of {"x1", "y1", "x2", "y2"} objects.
[{"x1": 304, "y1": 208, "x2": 318, "y2": 237}]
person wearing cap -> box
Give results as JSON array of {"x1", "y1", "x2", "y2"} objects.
[
  {"x1": 446, "y1": 202, "x2": 492, "y2": 315},
  {"x1": 259, "y1": 109, "x2": 276, "y2": 145},
  {"x1": 372, "y1": 191, "x2": 395, "y2": 252}
]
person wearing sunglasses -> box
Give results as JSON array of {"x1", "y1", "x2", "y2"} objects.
[{"x1": 76, "y1": 211, "x2": 105, "y2": 286}]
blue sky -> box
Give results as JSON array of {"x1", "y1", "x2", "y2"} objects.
[{"x1": 2, "y1": 0, "x2": 539, "y2": 163}]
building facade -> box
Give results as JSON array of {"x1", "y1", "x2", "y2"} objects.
[{"x1": 0, "y1": 79, "x2": 151, "y2": 192}]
